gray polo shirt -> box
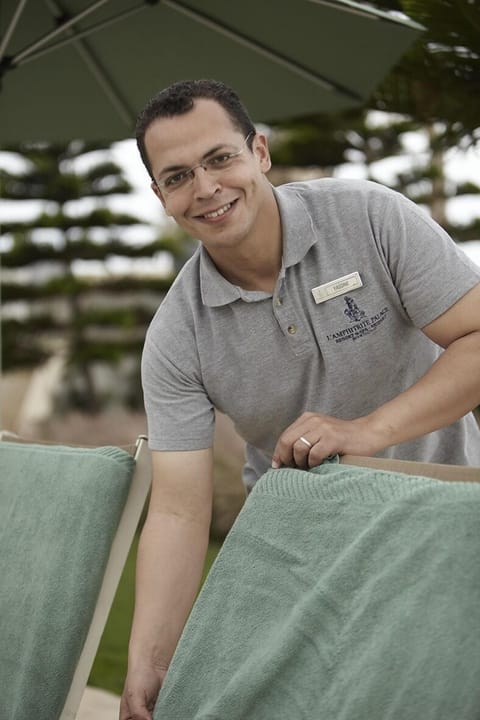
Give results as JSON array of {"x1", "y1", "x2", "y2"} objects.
[{"x1": 142, "y1": 179, "x2": 480, "y2": 489}]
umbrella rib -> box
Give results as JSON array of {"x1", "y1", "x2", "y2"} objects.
[
  {"x1": 0, "y1": 0, "x2": 29, "y2": 60},
  {"x1": 13, "y1": 0, "x2": 112, "y2": 64},
  {"x1": 162, "y1": 0, "x2": 363, "y2": 101},
  {"x1": 70, "y1": 38, "x2": 136, "y2": 128},
  {"x1": 11, "y1": 4, "x2": 148, "y2": 68}
]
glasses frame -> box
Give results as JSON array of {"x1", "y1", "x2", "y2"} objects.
[{"x1": 155, "y1": 131, "x2": 255, "y2": 196}]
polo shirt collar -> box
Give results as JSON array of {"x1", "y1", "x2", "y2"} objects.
[
  {"x1": 274, "y1": 183, "x2": 318, "y2": 269},
  {"x1": 200, "y1": 183, "x2": 318, "y2": 307},
  {"x1": 200, "y1": 250, "x2": 244, "y2": 306}
]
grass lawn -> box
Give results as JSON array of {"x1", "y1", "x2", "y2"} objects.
[{"x1": 88, "y1": 536, "x2": 222, "y2": 696}]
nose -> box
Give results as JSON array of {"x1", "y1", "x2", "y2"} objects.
[{"x1": 192, "y1": 165, "x2": 221, "y2": 198}]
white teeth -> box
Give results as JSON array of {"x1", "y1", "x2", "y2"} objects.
[{"x1": 203, "y1": 202, "x2": 232, "y2": 219}]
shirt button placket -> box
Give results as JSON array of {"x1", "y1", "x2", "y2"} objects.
[
  {"x1": 274, "y1": 300, "x2": 298, "y2": 341},
  {"x1": 274, "y1": 288, "x2": 301, "y2": 349}
]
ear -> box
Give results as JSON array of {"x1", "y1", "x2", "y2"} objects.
[
  {"x1": 252, "y1": 132, "x2": 272, "y2": 174},
  {"x1": 151, "y1": 180, "x2": 170, "y2": 214}
]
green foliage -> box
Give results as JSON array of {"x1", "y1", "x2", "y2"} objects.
[
  {"x1": 1, "y1": 274, "x2": 174, "y2": 302},
  {"x1": 1, "y1": 319, "x2": 50, "y2": 370},
  {"x1": 448, "y1": 218, "x2": 480, "y2": 242},
  {"x1": 68, "y1": 339, "x2": 145, "y2": 366},
  {"x1": 1, "y1": 235, "x2": 181, "y2": 267},
  {"x1": 73, "y1": 307, "x2": 151, "y2": 329},
  {"x1": 456, "y1": 180, "x2": 480, "y2": 197},
  {"x1": 1, "y1": 208, "x2": 142, "y2": 233},
  {"x1": 269, "y1": 110, "x2": 419, "y2": 170},
  {"x1": 372, "y1": 0, "x2": 480, "y2": 144}
]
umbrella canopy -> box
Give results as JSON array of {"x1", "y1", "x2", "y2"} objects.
[{"x1": 0, "y1": 0, "x2": 423, "y2": 142}]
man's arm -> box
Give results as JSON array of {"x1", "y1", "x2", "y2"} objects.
[
  {"x1": 120, "y1": 447, "x2": 213, "y2": 720},
  {"x1": 272, "y1": 283, "x2": 480, "y2": 469}
]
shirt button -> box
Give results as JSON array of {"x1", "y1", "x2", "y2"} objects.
[
  {"x1": 287, "y1": 324, "x2": 297, "y2": 335},
  {"x1": 275, "y1": 297, "x2": 283, "y2": 306}
]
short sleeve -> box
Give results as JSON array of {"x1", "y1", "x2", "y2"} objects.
[
  {"x1": 370, "y1": 187, "x2": 480, "y2": 328},
  {"x1": 141, "y1": 310, "x2": 215, "y2": 452}
]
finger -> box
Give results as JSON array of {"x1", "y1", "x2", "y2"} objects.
[
  {"x1": 271, "y1": 414, "x2": 319, "y2": 468},
  {"x1": 292, "y1": 435, "x2": 314, "y2": 468},
  {"x1": 272, "y1": 431, "x2": 298, "y2": 468},
  {"x1": 307, "y1": 438, "x2": 339, "y2": 468},
  {"x1": 271, "y1": 433, "x2": 289, "y2": 468},
  {"x1": 272, "y1": 425, "x2": 310, "y2": 468}
]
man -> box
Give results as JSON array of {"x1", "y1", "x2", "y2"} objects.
[{"x1": 120, "y1": 79, "x2": 480, "y2": 719}]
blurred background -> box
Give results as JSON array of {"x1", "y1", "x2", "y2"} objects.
[{"x1": 1, "y1": 0, "x2": 479, "y2": 704}]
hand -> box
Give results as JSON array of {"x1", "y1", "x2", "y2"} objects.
[
  {"x1": 119, "y1": 663, "x2": 166, "y2": 720},
  {"x1": 271, "y1": 411, "x2": 383, "y2": 470}
]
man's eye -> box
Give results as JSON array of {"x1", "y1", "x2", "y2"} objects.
[
  {"x1": 165, "y1": 172, "x2": 188, "y2": 188},
  {"x1": 209, "y1": 152, "x2": 233, "y2": 166}
]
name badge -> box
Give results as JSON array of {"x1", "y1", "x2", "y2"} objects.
[{"x1": 311, "y1": 272, "x2": 363, "y2": 304}]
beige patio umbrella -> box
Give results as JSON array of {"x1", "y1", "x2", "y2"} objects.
[{"x1": 0, "y1": 0, "x2": 423, "y2": 142}]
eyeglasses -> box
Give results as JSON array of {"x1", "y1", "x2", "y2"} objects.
[{"x1": 156, "y1": 132, "x2": 254, "y2": 196}]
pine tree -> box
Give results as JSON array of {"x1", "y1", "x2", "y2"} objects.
[{"x1": 0, "y1": 140, "x2": 186, "y2": 410}]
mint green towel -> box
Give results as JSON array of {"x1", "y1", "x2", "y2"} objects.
[
  {"x1": 0, "y1": 442, "x2": 135, "y2": 720},
  {"x1": 154, "y1": 462, "x2": 480, "y2": 719}
]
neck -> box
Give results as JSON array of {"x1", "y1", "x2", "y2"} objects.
[{"x1": 219, "y1": 249, "x2": 281, "y2": 292}]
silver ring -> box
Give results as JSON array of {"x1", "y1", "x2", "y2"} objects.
[{"x1": 299, "y1": 436, "x2": 312, "y2": 449}]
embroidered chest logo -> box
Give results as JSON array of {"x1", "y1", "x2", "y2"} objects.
[
  {"x1": 326, "y1": 296, "x2": 389, "y2": 343},
  {"x1": 344, "y1": 296, "x2": 366, "y2": 323}
]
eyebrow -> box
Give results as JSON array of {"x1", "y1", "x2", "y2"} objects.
[{"x1": 158, "y1": 142, "x2": 235, "y2": 177}]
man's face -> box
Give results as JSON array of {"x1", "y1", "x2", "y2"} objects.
[{"x1": 144, "y1": 99, "x2": 272, "y2": 253}]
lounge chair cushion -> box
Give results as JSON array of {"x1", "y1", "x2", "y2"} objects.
[
  {"x1": 0, "y1": 442, "x2": 135, "y2": 720},
  {"x1": 154, "y1": 461, "x2": 480, "y2": 720}
]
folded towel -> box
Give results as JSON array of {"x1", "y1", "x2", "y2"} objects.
[
  {"x1": 0, "y1": 442, "x2": 135, "y2": 720},
  {"x1": 154, "y1": 462, "x2": 480, "y2": 720}
]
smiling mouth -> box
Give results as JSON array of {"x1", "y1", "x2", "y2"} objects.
[{"x1": 198, "y1": 200, "x2": 236, "y2": 220}]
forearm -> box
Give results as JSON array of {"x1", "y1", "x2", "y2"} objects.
[
  {"x1": 367, "y1": 331, "x2": 480, "y2": 450},
  {"x1": 127, "y1": 509, "x2": 211, "y2": 675}
]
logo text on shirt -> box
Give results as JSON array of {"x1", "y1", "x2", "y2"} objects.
[{"x1": 326, "y1": 297, "x2": 389, "y2": 343}]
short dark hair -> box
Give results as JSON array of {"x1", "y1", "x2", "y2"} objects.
[{"x1": 135, "y1": 79, "x2": 256, "y2": 180}]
